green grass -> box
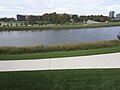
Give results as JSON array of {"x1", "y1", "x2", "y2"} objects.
[
  {"x1": 0, "y1": 69, "x2": 120, "y2": 90},
  {"x1": 0, "y1": 47, "x2": 120, "y2": 60},
  {"x1": 0, "y1": 22, "x2": 120, "y2": 31}
]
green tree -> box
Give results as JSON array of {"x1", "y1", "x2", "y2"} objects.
[
  {"x1": 16, "y1": 23, "x2": 18, "y2": 27},
  {"x1": 0, "y1": 17, "x2": 15, "y2": 22},
  {"x1": 20, "y1": 23, "x2": 23, "y2": 26},
  {"x1": 51, "y1": 12, "x2": 58, "y2": 24},
  {"x1": 42, "y1": 13, "x2": 51, "y2": 24},
  {"x1": 79, "y1": 16, "x2": 88, "y2": 23},
  {"x1": 72, "y1": 15, "x2": 79, "y2": 23},
  {"x1": 62, "y1": 13, "x2": 70, "y2": 24},
  {"x1": 24, "y1": 22, "x2": 27, "y2": 27},
  {"x1": 10, "y1": 23, "x2": 13, "y2": 26}
]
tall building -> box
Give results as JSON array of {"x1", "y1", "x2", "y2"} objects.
[
  {"x1": 116, "y1": 13, "x2": 120, "y2": 19},
  {"x1": 109, "y1": 11, "x2": 115, "y2": 18}
]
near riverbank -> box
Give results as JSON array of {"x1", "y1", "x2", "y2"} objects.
[
  {"x1": 0, "y1": 22, "x2": 120, "y2": 31},
  {"x1": 0, "y1": 46, "x2": 120, "y2": 60},
  {"x1": 0, "y1": 40, "x2": 120, "y2": 60}
]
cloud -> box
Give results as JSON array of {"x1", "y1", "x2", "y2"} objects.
[
  {"x1": 0, "y1": 0, "x2": 120, "y2": 17},
  {"x1": 0, "y1": 6, "x2": 15, "y2": 11},
  {"x1": 48, "y1": 7, "x2": 71, "y2": 14},
  {"x1": 15, "y1": 6, "x2": 24, "y2": 9},
  {"x1": 24, "y1": 0, "x2": 36, "y2": 6}
]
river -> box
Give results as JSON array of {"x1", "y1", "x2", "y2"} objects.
[{"x1": 0, "y1": 26, "x2": 120, "y2": 46}]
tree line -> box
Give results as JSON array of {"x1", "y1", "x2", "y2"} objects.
[
  {"x1": 0, "y1": 17, "x2": 16, "y2": 22},
  {"x1": 28, "y1": 12, "x2": 110, "y2": 25},
  {"x1": 0, "y1": 12, "x2": 111, "y2": 25},
  {"x1": 28, "y1": 12, "x2": 111, "y2": 24}
]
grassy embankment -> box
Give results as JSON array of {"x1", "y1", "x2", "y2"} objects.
[
  {"x1": 0, "y1": 40, "x2": 120, "y2": 60},
  {"x1": 0, "y1": 69, "x2": 120, "y2": 90},
  {"x1": 0, "y1": 22, "x2": 120, "y2": 31},
  {"x1": 0, "y1": 47, "x2": 120, "y2": 60}
]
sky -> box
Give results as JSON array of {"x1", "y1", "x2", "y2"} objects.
[{"x1": 0, "y1": 0, "x2": 120, "y2": 18}]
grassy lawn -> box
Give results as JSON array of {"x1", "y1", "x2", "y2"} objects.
[
  {"x1": 0, "y1": 22, "x2": 120, "y2": 31},
  {"x1": 0, "y1": 69, "x2": 120, "y2": 90},
  {"x1": 0, "y1": 47, "x2": 120, "y2": 60}
]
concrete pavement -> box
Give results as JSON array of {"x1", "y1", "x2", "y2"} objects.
[{"x1": 0, "y1": 53, "x2": 120, "y2": 72}]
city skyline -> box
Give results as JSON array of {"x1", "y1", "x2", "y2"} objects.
[{"x1": 0, "y1": 0, "x2": 120, "y2": 18}]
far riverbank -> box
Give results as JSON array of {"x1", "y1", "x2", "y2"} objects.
[{"x1": 0, "y1": 22, "x2": 120, "y2": 31}]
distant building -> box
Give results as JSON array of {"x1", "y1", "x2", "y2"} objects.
[
  {"x1": 17, "y1": 14, "x2": 42, "y2": 21},
  {"x1": 86, "y1": 20, "x2": 100, "y2": 24},
  {"x1": 116, "y1": 13, "x2": 120, "y2": 19},
  {"x1": 17, "y1": 15, "x2": 28, "y2": 21},
  {"x1": 109, "y1": 11, "x2": 115, "y2": 18}
]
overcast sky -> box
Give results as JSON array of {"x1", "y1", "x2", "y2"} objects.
[{"x1": 0, "y1": 0, "x2": 120, "y2": 18}]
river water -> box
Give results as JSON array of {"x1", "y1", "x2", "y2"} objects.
[{"x1": 0, "y1": 26, "x2": 120, "y2": 46}]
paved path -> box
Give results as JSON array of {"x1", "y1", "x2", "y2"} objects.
[{"x1": 0, "y1": 53, "x2": 120, "y2": 72}]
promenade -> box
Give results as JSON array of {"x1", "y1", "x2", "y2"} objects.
[{"x1": 0, "y1": 53, "x2": 120, "y2": 72}]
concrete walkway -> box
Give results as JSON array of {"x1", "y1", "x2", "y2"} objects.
[{"x1": 0, "y1": 53, "x2": 120, "y2": 72}]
